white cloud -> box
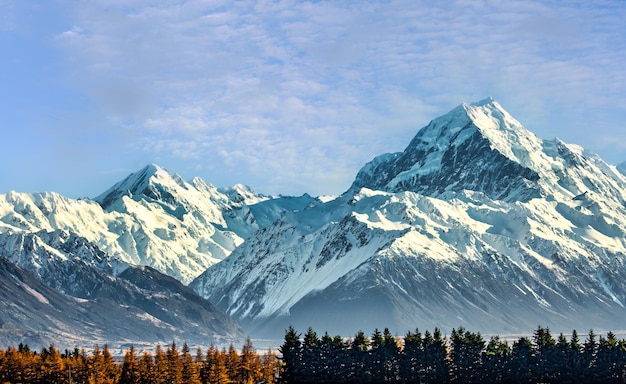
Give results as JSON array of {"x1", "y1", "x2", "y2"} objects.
[{"x1": 45, "y1": 0, "x2": 626, "y2": 195}]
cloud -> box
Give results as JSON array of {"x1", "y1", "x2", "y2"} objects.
[{"x1": 48, "y1": 0, "x2": 626, "y2": 195}]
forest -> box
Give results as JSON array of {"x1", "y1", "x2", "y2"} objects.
[
  {"x1": 2, "y1": 325, "x2": 626, "y2": 383},
  {"x1": 0, "y1": 338, "x2": 279, "y2": 384},
  {"x1": 279, "y1": 326, "x2": 626, "y2": 383}
]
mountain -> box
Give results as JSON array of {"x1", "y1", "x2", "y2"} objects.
[
  {"x1": 0, "y1": 164, "x2": 314, "y2": 347},
  {"x1": 0, "y1": 228, "x2": 244, "y2": 348},
  {"x1": 191, "y1": 98, "x2": 626, "y2": 338},
  {"x1": 0, "y1": 251, "x2": 243, "y2": 350},
  {"x1": 0, "y1": 164, "x2": 315, "y2": 284}
]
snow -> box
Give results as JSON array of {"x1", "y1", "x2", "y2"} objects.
[
  {"x1": 19, "y1": 281, "x2": 50, "y2": 305},
  {"x1": 190, "y1": 98, "x2": 626, "y2": 337},
  {"x1": 5, "y1": 98, "x2": 626, "y2": 338},
  {"x1": 0, "y1": 164, "x2": 310, "y2": 284}
]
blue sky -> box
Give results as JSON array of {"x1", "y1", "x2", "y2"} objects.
[{"x1": 1, "y1": 0, "x2": 625, "y2": 197}]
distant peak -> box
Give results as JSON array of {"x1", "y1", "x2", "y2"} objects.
[
  {"x1": 469, "y1": 96, "x2": 496, "y2": 107},
  {"x1": 143, "y1": 163, "x2": 169, "y2": 177},
  {"x1": 94, "y1": 163, "x2": 181, "y2": 207}
]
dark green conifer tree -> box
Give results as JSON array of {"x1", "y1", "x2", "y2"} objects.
[
  {"x1": 450, "y1": 327, "x2": 485, "y2": 383},
  {"x1": 594, "y1": 332, "x2": 622, "y2": 383},
  {"x1": 318, "y1": 332, "x2": 339, "y2": 383},
  {"x1": 567, "y1": 329, "x2": 585, "y2": 382},
  {"x1": 279, "y1": 326, "x2": 303, "y2": 384},
  {"x1": 350, "y1": 330, "x2": 370, "y2": 384},
  {"x1": 532, "y1": 326, "x2": 557, "y2": 382},
  {"x1": 401, "y1": 328, "x2": 423, "y2": 383},
  {"x1": 482, "y1": 336, "x2": 510, "y2": 383},
  {"x1": 302, "y1": 327, "x2": 321, "y2": 381},
  {"x1": 382, "y1": 328, "x2": 400, "y2": 383},
  {"x1": 508, "y1": 337, "x2": 534, "y2": 384},
  {"x1": 369, "y1": 328, "x2": 386, "y2": 383},
  {"x1": 423, "y1": 328, "x2": 449, "y2": 383},
  {"x1": 581, "y1": 329, "x2": 598, "y2": 382}
]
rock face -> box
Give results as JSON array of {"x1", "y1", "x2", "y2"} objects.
[{"x1": 191, "y1": 98, "x2": 626, "y2": 338}]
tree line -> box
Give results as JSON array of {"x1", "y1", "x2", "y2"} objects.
[
  {"x1": 279, "y1": 326, "x2": 626, "y2": 383},
  {"x1": 3, "y1": 325, "x2": 626, "y2": 383},
  {"x1": 0, "y1": 337, "x2": 279, "y2": 384}
]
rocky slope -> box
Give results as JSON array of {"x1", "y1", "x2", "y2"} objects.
[{"x1": 0, "y1": 254, "x2": 243, "y2": 350}]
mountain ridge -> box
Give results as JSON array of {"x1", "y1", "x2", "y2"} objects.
[
  {"x1": 0, "y1": 166, "x2": 315, "y2": 284},
  {"x1": 191, "y1": 98, "x2": 626, "y2": 337},
  {"x1": 3, "y1": 98, "x2": 626, "y2": 344}
]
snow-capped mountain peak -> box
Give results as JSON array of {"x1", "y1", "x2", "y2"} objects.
[
  {"x1": 192, "y1": 98, "x2": 626, "y2": 338},
  {"x1": 1, "y1": 163, "x2": 316, "y2": 284},
  {"x1": 462, "y1": 98, "x2": 543, "y2": 168},
  {"x1": 351, "y1": 98, "x2": 626, "y2": 206},
  {"x1": 95, "y1": 164, "x2": 193, "y2": 211},
  {"x1": 351, "y1": 98, "x2": 544, "y2": 201}
]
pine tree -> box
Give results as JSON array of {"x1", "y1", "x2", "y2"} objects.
[
  {"x1": 66, "y1": 347, "x2": 90, "y2": 384},
  {"x1": 261, "y1": 349, "x2": 280, "y2": 384},
  {"x1": 137, "y1": 350, "x2": 156, "y2": 384},
  {"x1": 279, "y1": 326, "x2": 302, "y2": 383},
  {"x1": 482, "y1": 336, "x2": 510, "y2": 383},
  {"x1": 349, "y1": 330, "x2": 370, "y2": 384},
  {"x1": 202, "y1": 344, "x2": 217, "y2": 384},
  {"x1": 154, "y1": 344, "x2": 169, "y2": 384},
  {"x1": 567, "y1": 329, "x2": 585, "y2": 382},
  {"x1": 595, "y1": 332, "x2": 621, "y2": 383},
  {"x1": 211, "y1": 347, "x2": 231, "y2": 384},
  {"x1": 226, "y1": 343, "x2": 241, "y2": 383},
  {"x1": 555, "y1": 333, "x2": 571, "y2": 383},
  {"x1": 240, "y1": 337, "x2": 263, "y2": 384},
  {"x1": 1, "y1": 346, "x2": 26, "y2": 383},
  {"x1": 508, "y1": 337, "x2": 534, "y2": 384},
  {"x1": 581, "y1": 329, "x2": 598, "y2": 381},
  {"x1": 302, "y1": 327, "x2": 321, "y2": 381},
  {"x1": 167, "y1": 341, "x2": 184, "y2": 384},
  {"x1": 101, "y1": 344, "x2": 121, "y2": 384},
  {"x1": 181, "y1": 342, "x2": 201, "y2": 384},
  {"x1": 119, "y1": 345, "x2": 140, "y2": 384},
  {"x1": 401, "y1": 328, "x2": 423, "y2": 383},
  {"x1": 326, "y1": 334, "x2": 348, "y2": 383},
  {"x1": 532, "y1": 326, "x2": 557, "y2": 382},
  {"x1": 381, "y1": 328, "x2": 400, "y2": 382},
  {"x1": 450, "y1": 327, "x2": 485, "y2": 383},
  {"x1": 369, "y1": 328, "x2": 386, "y2": 383},
  {"x1": 41, "y1": 344, "x2": 66, "y2": 383},
  {"x1": 318, "y1": 332, "x2": 341, "y2": 383},
  {"x1": 423, "y1": 328, "x2": 449, "y2": 383},
  {"x1": 28, "y1": 346, "x2": 45, "y2": 383}
]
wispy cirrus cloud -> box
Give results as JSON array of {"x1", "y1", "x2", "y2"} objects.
[{"x1": 8, "y1": 0, "x2": 625, "y2": 196}]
